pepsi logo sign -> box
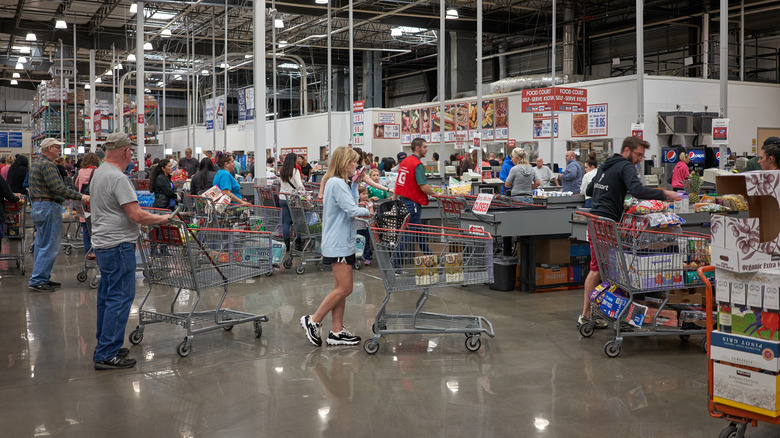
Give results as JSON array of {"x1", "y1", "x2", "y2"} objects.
[{"x1": 666, "y1": 150, "x2": 678, "y2": 162}]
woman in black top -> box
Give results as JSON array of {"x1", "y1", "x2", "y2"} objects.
[
  {"x1": 190, "y1": 158, "x2": 217, "y2": 195},
  {"x1": 297, "y1": 155, "x2": 312, "y2": 181},
  {"x1": 150, "y1": 158, "x2": 177, "y2": 211},
  {"x1": 0, "y1": 174, "x2": 20, "y2": 247},
  {"x1": 6, "y1": 154, "x2": 29, "y2": 194}
]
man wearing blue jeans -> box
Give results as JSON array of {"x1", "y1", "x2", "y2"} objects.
[
  {"x1": 28, "y1": 138, "x2": 90, "y2": 292},
  {"x1": 90, "y1": 132, "x2": 170, "y2": 370}
]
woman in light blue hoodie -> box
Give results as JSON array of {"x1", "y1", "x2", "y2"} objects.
[{"x1": 301, "y1": 147, "x2": 370, "y2": 347}]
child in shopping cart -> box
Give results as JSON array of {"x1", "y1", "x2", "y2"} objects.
[
  {"x1": 366, "y1": 169, "x2": 389, "y2": 201},
  {"x1": 357, "y1": 186, "x2": 374, "y2": 265}
]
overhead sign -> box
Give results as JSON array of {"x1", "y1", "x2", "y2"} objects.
[
  {"x1": 521, "y1": 87, "x2": 587, "y2": 112},
  {"x1": 631, "y1": 123, "x2": 645, "y2": 139},
  {"x1": 712, "y1": 118, "x2": 729, "y2": 146},
  {"x1": 0, "y1": 132, "x2": 23, "y2": 149},
  {"x1": 1, "y1": 116, "x2": 23, "y2": 125}
]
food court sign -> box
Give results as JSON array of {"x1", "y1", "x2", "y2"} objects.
[{"x1": 521, "y1": 87, "x2": 587, "y2": 112}]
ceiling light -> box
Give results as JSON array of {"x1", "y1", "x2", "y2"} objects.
[
  {"x1": 446, "y1": 8, "x2": 459, "y2": 19},
  {"x1": 127, "y1": 54, "x2": 136, "y2": 62},
  {"x1": 244, "y1": 54, "x2": 253, "y2": 58},
  {"x1": 18, "y1": 46, "x2": 31, "y2": 54},
  {"x1": 105, "y1": 69, "x2": 113, "y2": 76},
  {"x1": 129, "y1": 3, "x2": 137, "y2": 14},
  {"x1": 274, "y1": 18, "x2": 284, "y2": 28},
  {"x1": 145, "y1": 88, "x2": 151, "y2": 93},
  {"x1": 15, "y1": 63, "x2": 24, "y2": 70},
  {"x1": 17, "y1": 57, "x2": 27, "y2": 64},
  {"x1": 157, "y1": 81, "x2": 164, "y2": 87},
  {"x1": 315, "y1": 0, "x2": 328, "y2": 4},
  {"x1": 26, "y1": 33, "x2": 37, "y2": 41},
  {"x1": 143, "y1": 42, "x2": 153, "y2": 50},
  {"x1": 174, "y1": 75, "x2": 182, "y2": 80},
  {"x1": 279, "y1": 40, "x2": 288, "y2": 48},
  {"x1": 220, "y1": 63, "x2": 228, "y2": 68},
  {"x1": 55, "y1": 19, "x2": 67, "y2": 29},
  {"x1": 115, "y1": 63, "x2": 123, "y2": 70},
  {"x1": 201, "y1": 69, "x2": 209, "y2": 75},
  {"x1": 84, "y1": 84, "x2": 90, "y2": 89},
  {"x1": 278, "y1": 63, "x2": 298, "y2": 69},
  {"x1": 10, "y1": 79, "x2": 18, "y2": 85},
  {"x1": 12, "y1": 73, "x2": 20, "y2": 78},
  {"x1": 161, "y1": 29, "x2": 172, "y2": 37},
  {"x1": 390, "y1": 28, "x2": 402, "y2": 37},
  {"x1": 95, "y1": 77, "x2": 102, "y2": 83}
]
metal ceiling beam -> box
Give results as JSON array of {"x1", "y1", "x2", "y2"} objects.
[{"x1": 88, "y1": 0, "x2": 125, "y2": 36}]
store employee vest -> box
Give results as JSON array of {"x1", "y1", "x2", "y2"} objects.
[{"x1": 395, "y1": 154, "x2": 428, "y2": 206}]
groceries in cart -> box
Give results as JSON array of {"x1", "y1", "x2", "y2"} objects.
[{"x1": 201, "y1": 185, "x2": 232, "y2": 214}]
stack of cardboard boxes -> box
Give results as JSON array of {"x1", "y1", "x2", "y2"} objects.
[
  {"x1": 520, "y1": 238, "x2": 592, "y2": 289},
  {"x1": 709, "y1": 171, "x2": 780, "y2": 418}
]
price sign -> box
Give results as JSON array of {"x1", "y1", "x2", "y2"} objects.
[{"x1": 472, "y1": 193, "x2": 493, "y2": 215}]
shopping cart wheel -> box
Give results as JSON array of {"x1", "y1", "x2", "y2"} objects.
[
  {"x1": 65, "y1": 245, "x2": 72, "y2": 255},
  {"x1": 89, "y1": 277, "x2": 100, "y2": 289},
  {"x1": 177, "y1": 339, "x2": 192, "y2": 357},
  {"x1": 679, "y1": 334, "x2": 690, "y2": 342},
  {"x1": 265, "y1": 271, "x2": 273, "y2": 277},
  {"x1": 353, "y1": 260, "x2": 361, "y2": 270},
  {"x1": 364, "y1": 339, "x2": 380, "y2": 354},
  {"x1": 718, "y1": 422, "x2": 745, "y2": 438},
  {"x1": 223, "y1": 325, "x2": 234, "y2": 331},
  {"x1": 465, "y1": 336, "x2": 482, "y2": 352},
  {"x1": 579, "y1": 323, "x2": 595, "y2": 338},
  {"x1": 296, "y1": 265, "x2": 305, "y2": 275},
  {"x1": 700, "y1": 337, "x2": 707, "y2": 353},
  {"x1": 283, "y1": 258, "x2": 293, "y2": 269},
  {"x1": 604, "y1": 340, "x2": 621, "y2": 358},
  {"x1": 129, "y1": 328, "x2": 143, "y2": 345},
  {"x1": 77, "y1": 271, "x2": 88, "y2": 282},
  {"x1": 254, "y1": 321, "x2": 263, "y2": 338}
]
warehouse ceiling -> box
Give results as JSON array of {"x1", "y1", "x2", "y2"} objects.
[{"x1": 1, "y1": 0, "x2": 780, "y2": 92}]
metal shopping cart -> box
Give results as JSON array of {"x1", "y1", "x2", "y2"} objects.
[
  {"x1": 130, "y1": 220, "x2": 272, "y2": 357},
  {"x1": 131, "y1": 179, "x2": 150, "y2": 191},
  {"x1": 578, "y1": 211, "x2": 712, "y2": 357},
  {"x1": 73, "y1": 200, "x2": 99, "y2": 288},
  {"x1": 285, "y1": 195, "x2": 323, "y2": 274},
  {"x1": 2, "y1": 196, "x2": 27, "y2": 275},
  {"x1": 253, "y1": 186, "x2": 280, "y2": 208},
  {"x1": 363, "y1": 218, "x2": 496, "y2": 354},
  {"x1": 61, "y1": 200, "x2": 84, "y2": 255},
  {"x1": 435, "y1": 195, "x2": 466, "y2": 229}
]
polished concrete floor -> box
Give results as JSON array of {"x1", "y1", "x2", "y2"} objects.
[{"x1": 2, "y1": 242, "x2": 780, "y2": 438}]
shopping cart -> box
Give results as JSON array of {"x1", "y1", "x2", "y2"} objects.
[
  {"x1": 578, "y1": 211, "x2": 712, "y2": 357},
  {"x1": 73, "y1": 200, "x2": 99, "y2": 289},
  {"x1": 253, "y1": 186, "x2": 280, "y2": 208},
  {"x1": 131, "y1": 179, "x2": 150, "y2": 191},
  {"x1": 434, "y1": 195, "x2": 466, "y2": 229},
  {"x1": 130, "y1": 220, "x2": 272, "y2": 357},
  {"x1": 61, "y1": 200, "x2": 84, "y2": 255},
  {"x1": 697, "y1": 265, "x2": 780, "y2": 438},
  {"x1": 363, "y1": 219, "x2": 495, "y2": 354},
  {"x1": 284, "y1": 195, "x2": 323, "y2": 274},
  {"x1": 1, "y1": 196, "x2": 27, "y2": 275}
]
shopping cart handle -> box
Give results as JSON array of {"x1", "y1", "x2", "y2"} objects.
[
  {"x1": 576, "y1": 211, "x2": 599, "y2": 219},
  {"x1": 169, "y1": 206, "x2": 182, "y2": 220}
]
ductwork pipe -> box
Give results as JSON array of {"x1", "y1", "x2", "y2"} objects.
[{"x1": 489, "y1": 74, "x2": 581, "y2": 94}]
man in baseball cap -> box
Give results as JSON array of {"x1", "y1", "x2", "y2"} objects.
[
  {"x1": 397, "y1": 151, "x2": 407, "y2": 162},
  {"x1": 28, "y1": 138, "x2": 90, "y2": 292}
]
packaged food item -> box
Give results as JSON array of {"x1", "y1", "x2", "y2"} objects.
[
  {"x1": 719, "y1": 194, "x2": 748, "y2": 211},
  {"x1": 645, "y1": 212, "x2": 687, "y2": 228},
  {"x1": 444, "y1": 253, "x2": 464, "y2": 284},
  {"x1": 415, "y1": 255, "x2": 439, "y2": 285},
  {"x1": 695, "y1": 202, "x2": 724, "y2": 212},
  {"x1": 627, "y1": 199, "x2": 668, "y2": 214}
]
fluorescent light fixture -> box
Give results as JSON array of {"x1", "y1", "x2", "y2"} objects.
[
  {"x1": 55, "y1": 19, "x2": 67, "y2": 29},
  {"x1": 274, "y1": 18, "x2": 284, "y2": 28},
  {"x1": 129, "y1": 3, "x2": 137, "y2": 13},
  {"x1": 219, "y1": 63, "x2": 228, "y2": 68},
  {"x1": 279, "y1": 40, "x2": 288, "y2": 48},
  {"x1": 10, "y1": 79, "x2": 18, "y2": 85},
  {"x1": 145, "y1": 88, "x2": 151, "y2": 93},
  {"x1": 201, "y1": 69, "x2": 209, "y2": 74},
  {"x1": 157, "y1": 81, "x2": 164, "y2": 87},
  {"x1": 105, "y1": 69, "x2": 113, "y2": 76},
  {"x1": 244, "y1": 54, "x2": 253, "y2": 58},
  {"x1": 17, "y1": 56, "x2": 27, "y2": 64},
  {"x1": 127, "y1": 53, "x2": 136, "y2": 62},
  {"x1": 278, "y1": 63, "x2": 298, "y2": 69},
  {"x1": 115, "y1": 63, "x2": 123, "y2": 70},
  {"x1": 17, "y1": 46, "x2": 31, "y2": 54},
  {"x1": 174, "y1": 75, "x2": 182, "y2": 80},
  {"x1": 84, "y1": 84, "x2": 90, "y2": 89},
  {"x1": 390, "y1": 28, "x2": 402, "y2": 37},
  {"x1": 161, "y1": 29, "x2": 172, "y2": 37},
  {"x1": 315, "y1": 0, "x2": 328, "y2": 4},
  {"x1": 26, "y1": 33, "x2": 37, "y2": 41},
  {"x1": 446, "y1": 8, "x2": 458, "y2": 19},
  {"x1": 12, "y1": 73, "x2": 20, "y2": 78},
  {"x1": 95, "y1": 77, "x2": 102, "y2": 83},
  {"x1": 143, "y1": 42, "x2": 153, "y2": 50},
  {"x1": 15, "y1": 63, "x2": 24, "y2": 70}
]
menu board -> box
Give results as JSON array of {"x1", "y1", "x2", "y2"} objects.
[
  {"x1": 401, "y1": 98, "x2": 509, "y2": 144},
  {"x1": 571, "y1": 103, "x2": 608, "y2": 137}
]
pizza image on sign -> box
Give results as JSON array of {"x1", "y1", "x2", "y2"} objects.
[{"x1": 572, "y1": 113, "x2": 588, "y2": 136}]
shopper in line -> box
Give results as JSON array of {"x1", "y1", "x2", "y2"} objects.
[
  {"x1": 0, "y1": 172, "x2": 21, "y2": 252},
  {"x1": 671, "y1": 150, "x2": 691, "y2": 189},
  {"x1": 28, "y1": 138, "x2": 90, "y2": 292},
  {"x1": 301, "y1": 146, "x2": 370, "y2": 347},
  {"x1": 534, "y1": 157, "x2": 559, "y2": 187},
  {"x1": 357, "y1": 186, "x2": 373, "y2": 265},
  {"x1": 579, "y1": 136, "x2": 681, "y2": 328},
  {"x1": 318, "y1": 147, "x2": 392, "y2": 199},
  {"x1": 6, "y1": 154, "x2": 29, "y2": 194},
  {"x1": 150, "y1": 158, "x2": 177, "y2": 211},
  {"x1": 298, "y1": 155, "x2": 312, "y2": 182},
  {"x1": 91, "y1": 132, "x2": 170, "y2": 370},
  {"x1": 580, "y1": 152, "x2": 599, "y2": 208},
  {"x1": 279, "y1": 153, "x2": 304, "y2": 253},
  {"x1": 561, "y1": 150, "x2": 583, "y2": 193},
  {"x1": 190, "y1": 158, "x2": 217, "y2": 195},
  {"x1": 75, "y1": 152, "x2": 100, "y2": 259},
  {"x1": 759, "y1": 137, "x2": 780, "y2": 170},
  {"x1": 504, "y1": 148, "x2": 539, "y2": 203},
  {"x1": 213, "y1": 152, "x2": 250, "y2": 205},
  {"x1": 1, "y1": 155, "x2": 13, "y2": 180},
  {"x1": 178, "y1": 147, "x2": 199, "y2": 177}
]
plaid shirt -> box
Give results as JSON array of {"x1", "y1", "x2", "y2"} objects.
[{"x1": 28, "y1": 155, "x2": 82, "y2": 203}]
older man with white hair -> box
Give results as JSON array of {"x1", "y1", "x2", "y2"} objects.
[{"x1": 28, "y1": 138, "x2": 90, "y2": 292}]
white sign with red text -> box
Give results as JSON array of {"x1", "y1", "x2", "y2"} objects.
[{"x1": 472, "y1": 193, "x2": 493, "y2": 215}]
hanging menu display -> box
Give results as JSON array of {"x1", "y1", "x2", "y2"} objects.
[
  {"x1": 401, "y1": 99, "x2": 509, "y2": 144},
  {"x1": 571, "y1": 103, "x2": 608, "y2": 137}
]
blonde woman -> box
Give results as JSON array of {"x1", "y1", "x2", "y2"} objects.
[
  {"x1": 504, "y1": 148, "x2": 539, "y2": 203},
  {"x1": 301, "y1": 147, "x2": 370, "y2": 347}
]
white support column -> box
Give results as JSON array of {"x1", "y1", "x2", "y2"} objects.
[
  {"x1": 719, "y1": 0, "x2": 728, "y2": 169},
  {"x1": 477, "y1": 0, "x2": 483, "y2": 168},
  {"x1": 136, "y1": 1, "x2": 145, "y2": 171},
  {"x1": 253, "y1": 0, "x2": 267, "y2": 172},
  {"x1": 550, "y1": 0, "x2": 556, "y2": 166},
  {"x1": 636, "y1": 0, "x2": 644, "y2": 124},
  {"x1": 438, "y1": 0, "x2": 445, "y2": 177}
]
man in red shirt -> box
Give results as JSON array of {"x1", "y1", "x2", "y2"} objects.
[
  {"x1": 395, "y1": 138, "x2": 434, "y2": 224},
  {"x1": 671, "y1": 151, "x2": 690, "y2": 190}
]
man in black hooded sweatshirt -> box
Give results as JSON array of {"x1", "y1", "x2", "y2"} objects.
[{"x1": 578, "y1": 136, "x2": 681, "y2": 328}]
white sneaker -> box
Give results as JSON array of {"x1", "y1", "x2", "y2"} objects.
[{"x1": 326, "y1": 329, "x2": 361, "y2": 346}]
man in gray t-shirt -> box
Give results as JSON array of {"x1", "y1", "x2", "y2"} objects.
[
  {"x1": 91, "y1": 132, "x2": 170, "y2": 371},
  {"x1": 534, "y1": 158, "x2": 558, "y2": 187}
]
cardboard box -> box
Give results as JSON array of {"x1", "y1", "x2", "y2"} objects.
[
  {"x1": 711, "y1": 331, "x2": 780, "y2": 372},
  {"x1": 607, "y1": 250, "x2": 683, "y2": 290},
  {"x1": 645, "y1": 307, "x2": 679, "y2": 327},
  {"x1": 570, "y1": 243, "x2": 590, "y2": 257},
  {"x1": 622, "y1": 302, "x2": 648, "y2": 327},
  {"x1": 711, "y1": 172, "x2": 780, "y2": 273},
  {"x1": 727, "y1": 306, "x2": 780, "y2": 341},
  {"x1": 715, "y1": 267, "x2": 780, "y2": 311},
  {"x1": 713, "y1": 361, "x2": 780, "y2": 418},
  {"x1": 669, "y1": 291, "x2": 704, "y2": 305},
  {"x1": 535, "y1": 238, "x2": 570, "y2": 265},
  {"x1": 599, "y1": 289, "x2": 630, "y2": 319},
  {"x1": 535, "y1": 264, "x2": 568, "y2": 286}
]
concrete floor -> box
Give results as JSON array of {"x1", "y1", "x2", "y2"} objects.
[{"x1": 1, "y1": 242, "x2": 779, "y2": 438}]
